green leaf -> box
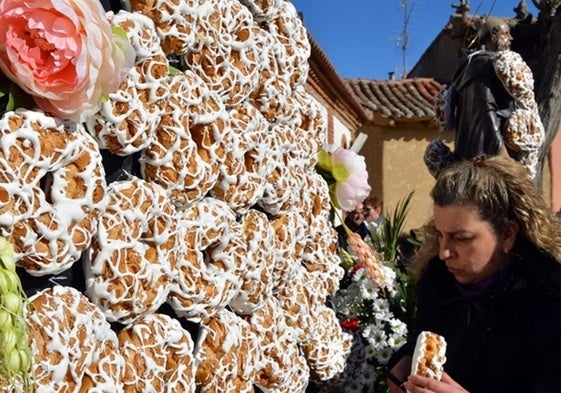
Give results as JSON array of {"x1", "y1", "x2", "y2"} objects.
[
  {"x1": 111, "y1": 25, "x2": 128, "y2": 41},
  {"x1": 316, "y1": 149, "x2": 333, "y2": 172},
  {"x1": 168, "y1": 65, "x2": 182, "y2": 76},
  {"x1": 371, "y1": 191, "x2": 414, "y2": 262},
  {"x1": 339, "y1": 248, "x2": 356, "y2": 271},
  {"x1": 0, "y1": 74, "x2": 11, "y2": 114},
  {"x1": 331, "y1": 162, "x2": 350, "y2": 182},
  {"x1": 8, "y1": 84, "x2": 34, "y2": 112}
]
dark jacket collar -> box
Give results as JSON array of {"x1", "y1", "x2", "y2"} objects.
[{"x1": 419, "y1": 249, "x2": 561, "y2": 306}]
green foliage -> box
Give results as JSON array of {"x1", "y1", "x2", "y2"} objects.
[
  {"x1": 0, "y1": 72, "x2": 34, "y2": 116},
  {"x1": 371, "y1": 191, "x2": 414, "y2": 262},
  {"x1": 370, "y1": 191, "x2": 418, "y2": 331},
  {"x1": 330, "y1": 192, "x2": 421, "y2": 393}
]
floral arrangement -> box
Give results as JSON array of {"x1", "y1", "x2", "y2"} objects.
[
  {"x1": 316, "y1": 144, "x2": 417, "y2": 393},
  {"x1": 0, "y1": 237, "x2": 31, "y2": 391},
  {"x1": 327, "y1": 193, "x2": 416, "y2": 393}
]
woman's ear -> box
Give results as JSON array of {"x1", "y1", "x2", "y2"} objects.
[{"x1": 502, "y1": 220, "x2": 519, "y2": 254}]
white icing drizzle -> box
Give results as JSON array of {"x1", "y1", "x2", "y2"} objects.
[
  {"x1": 249, "y1": 25, "x2": 291, "y2": 122},
  {"x1": 275, "y1": 265, "x2": 315, "y2": 343},
  {"x1": 257, "y1": 118, "x2": 312, "y2": 215},
  {"x1": 298, "y1": 171, "x2": 345, "y2": 299},
  {"x1": 493, "y1": 50, "x2": 544, "y2": 178},
  {"x1": 244, "y1": 297, "x2": 310, "y2": 392},
  {"x1": 284, "y1": 86, "x2": 326, "y2": 167},
  {"x1": 194, "y1": 309, "x2": 259, "y2": 393},
  {"x1": 182, "y1": 0, "x2": 260, "y2": 107},
  {"x1": 300, "y1": 303, "x2": 353, "y2": 381},
  {"x1": 109, "y1": 10, "x2": 165, "y2": 63},
  {"x1": 210, "y1": 101, "x2": 269, "y2": 213},
  {"x1": 239, "y1": 0, "x2": 282, "y2": 22},
  {"x1": 86, "y1": 64, "x2": 166, "y2": 156},
  {"x1": 229, "y1": 209, "x2": 275, "y2": 315},
  {"x1": 117, "y1": 313, "x2": 196, "y2": 392},
  {"x1": 87, "y1": 11, "x2": 170, "y2": 156},
  {"x1": 140, "y1": 71, "x2": 228, "y2": 208},
  {"x1": 271, "y1": 209, "x2": 307, "y2": 293},
  {"x1": 266, "y1": 1, "x2": 310, "y2": 88},
  {"x1": 27, "y1": 286, "x2": 124, "y2": 392},
  {"x1": 411, "y1": 331, "x2": 447, "y2": 380},
  {"x1": 84, "y1": 178, "x2": 178, "y2": 324},
  {"x1": 0, "y1": 109, "x2": 106, "y2": 276},
  {"x1": 128, "y1": 0, "x2": 198, "y2": 56},
  {"x1": 168, "y1": 197, "x2": 246, "y2": 321}
]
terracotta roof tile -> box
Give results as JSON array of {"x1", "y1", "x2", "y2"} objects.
[{"x1": 346, "y1": 78, "x2": 442, "y2": 121}]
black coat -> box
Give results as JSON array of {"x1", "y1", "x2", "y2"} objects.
[
  {"x1": 451, "y1": 51, "x2": 514, "y2": 160},
  {"x1": 390, "y1": 251, "x2": 561, "y2": 393}
]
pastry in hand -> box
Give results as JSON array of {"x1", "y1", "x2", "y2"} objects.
[{"x1": 411, "y1": 331, "x2": 447, "y2": 380}]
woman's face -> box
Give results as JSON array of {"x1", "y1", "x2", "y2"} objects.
[{"x1": 434, "y1": 204, "x2": 515, "y2": 284}]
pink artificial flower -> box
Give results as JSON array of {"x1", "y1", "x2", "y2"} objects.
[
  {"x1": 0, "y1": 0, "x2": 134, "y2": 122},
  {"x1": 318, "y1": 144, "x2": 371, "y2": 211}
]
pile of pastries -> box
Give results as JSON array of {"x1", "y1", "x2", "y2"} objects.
[{"x1": 0, "y1": 0, "x2": 352, "y2": 391}]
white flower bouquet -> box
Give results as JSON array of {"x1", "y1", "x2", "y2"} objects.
[{"x1": 317, "y1": 193, "x2": 418, "y2": 393}]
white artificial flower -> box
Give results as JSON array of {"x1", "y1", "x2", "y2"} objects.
[
  {"x1": 371, "y1": 297, "x2": 392, "y2": 321},
  {"x1": 361, "y1": 363, "x2": 378, "y2": 385},
  {"x1": 333, "y1": 286, "x2": 365, "y2": 318},
  {"x1": 379, "y1": 264, "x2": 399, "y2": 295},
  {"x1": 388, "y1": 331, "x2": 407, "y2": 349},
  {"x1": 358, "y1": 274, "x2": 380, "y2": 301},
  {"x1": 364, "y1": 342, "x2": 377, "y2": 360},
  {"x1": 389, "y1": 318, "x2": 408, "y2": 336},
  {"x1": 375, "y1": 346, "x2": 393, "y2": 364},
  {"x1": 364, "y1": 325, "x2": 388, "y2": 351}
]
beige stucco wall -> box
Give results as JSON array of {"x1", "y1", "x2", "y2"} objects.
[
  {"x1": 359, "y1": 123, "x2": 555, "y2": 233},
  {"x1": 542, "y1": 155, "x2": 552, "y2": 210},
  {"x1": 359, "y1": 124, "x2": 453, "y2": 232}
]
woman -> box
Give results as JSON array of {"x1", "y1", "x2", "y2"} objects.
[{"x1": 387, "y1": 156, "x2": 561, "y2": 393}]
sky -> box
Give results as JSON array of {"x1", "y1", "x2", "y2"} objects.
[{"x1": 291, "y1": 0, "x2": 540, "y2": 80}]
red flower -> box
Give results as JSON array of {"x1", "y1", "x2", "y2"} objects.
[
  {"x1": 341, "y1": 318, "x2": 361, "y2": 331},
  {"x1": 349, "y1": 262, "x2": 364, "y2": 276}
]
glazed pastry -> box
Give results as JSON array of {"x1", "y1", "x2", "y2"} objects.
[
  {"x1": 85, "y1": 177, "x2": 178, "y2": 324},
  {"x1": 117, "y1": 313, "x2": 196, "y2": 392},
  {"x1": 0, "y1": 109, "x2": 106, "y2": 276},
  {"x1": 168, "y1": 197, "x2": 246, "y2": 321},
  {"x1": 411, "y1": 331, "x2": 447, "y2": 380},
  {"x1": 27, "y1": 286, "x2": 124, "y2": 392},
  {"x1": 194, "y1": 309, "x2": 259, "y2": 392}
]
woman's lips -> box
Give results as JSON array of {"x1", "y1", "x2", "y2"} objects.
[{"x1": 446, "y1": 265, "x2": 461, "y2": 275}]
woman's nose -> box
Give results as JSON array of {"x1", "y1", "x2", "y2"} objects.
[
  {"x1": 440, "y1": 248, "x2": 452, "y2": 260},
  {"x1": 439, "y1": 239, "x2": 453, "y2": 260}
]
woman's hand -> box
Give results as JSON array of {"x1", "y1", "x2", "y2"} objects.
[{"x1": 403, "y1": 372, "x2": 469, "y2": 393}]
